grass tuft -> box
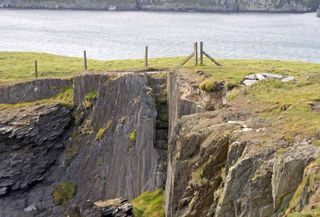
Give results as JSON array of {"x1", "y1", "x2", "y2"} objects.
[
  {"x1": 52, "y1": 182, "x2": 77, "y2": 205},
  {"x1": 128, "y1": 130, "x2": 137, "y2": 142},
  {"x1": 131, "y1": 189, "x2": 165, "y2": 217},
  {"x1": 96, "y1": 127, "x2": 107, "y2": 141}
]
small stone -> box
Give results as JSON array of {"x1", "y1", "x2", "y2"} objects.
[
  {"x1": 281, "y1": 76, "x2": 295, "y2": 83},
  {"x1": 245, "y1": 74, "x2": 257, "y2": 80},
  {"x1": 24, "y1": 205, "x2": 37, "y2": 212},
  {"x1": 242, "y1": 79, "x2": 258, "y2": 86},
  {"x1": 262, "y1": 73, "x2": 283, "y2": 79},
  {"x1": 0, "y1": 187, "x2": 7, "y2": 195},
  {"x1": 256, "y1": 73, "x2": 266, "y2": 80}
]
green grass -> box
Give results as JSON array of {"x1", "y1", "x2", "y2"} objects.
[
  {"x1": 0, "y1": 52, "x2": 185, "y2": 84},
  {"x1": 96, "y1": 127, "x2": 107, "y2": 141},
  {"x1": 52, "y1": 181, "x2": 77, "y2": 205},
  {"x1": 131, "y1": 189, "x2": 165, "y2": 217},
  {"x1": 128, "y1": 130, "x2": 137, "y2": 142},
  {"x1": 199, "y1": 79, "x2": 223, "y2": 92},
  {"x1": 85, "y1": 90, "x2": 98, "y2": 100},
  {"x1": 0, "y1": 86, "x2": 73, "y2": 111},
  {"x1": 287, "y1": 208, "x2": 320, "y2": 217}
]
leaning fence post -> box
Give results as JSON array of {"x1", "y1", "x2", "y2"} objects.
[
  {"x1": 144, "y1": 46, "x2": 148, "y2": 68},
  {"x1": 194, "y1": 42, "x2": 198, "y2": 65},
  {"x1": 200, "y1": 41, "x2": 204, "y2": 65},
  {"x1": 83, "y1": 50, "x2": 88, "y2": 71},
  {"x1": 34, "y1": 60, "x2": 38, "y2": 78}
]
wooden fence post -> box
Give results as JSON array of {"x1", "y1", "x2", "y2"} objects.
[
  {"x1": 144, "y1": 46, "x2": 148, "y2": 68},
  {"x1": 194, "y1": 42, "x2": 198, "y2": 65},
  {"x1": 200, "y1": 41, "x2": 204, "y2": 65},
  {"x1": 34, "y1": 60, "x2": 38, "y2": 78},
  {"x1": 203, "y1": 51, "x2": 222, "y2": 66},
  {"x1": 83, "y1": 50, "x2": 88, "y2": 71}
]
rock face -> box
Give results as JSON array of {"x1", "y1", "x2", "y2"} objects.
[
  {"x1": 0, "y1": 72, "x2": 167, "y2": 217},
  {"x1": 67, "y1": 72, "x2": 166, "y2": 202},
  {"x1": 1, "y1": 69, "x2": 320, "y2": 217},
  {"x1": 165, "y1": 71, "x2": 320, "y2": 217},
  {"x1": 0, "y1": 0, "x2": 317, "y2": 12},
  {"x1": 0, "y1": 104, "x2": 71, "y2": 217},
  {"x1": 0, "y1": 78, "x2": 72, "y2": 104},
  {"x1": 165, "y1": 109, "x2": 320, "y2": 217}
]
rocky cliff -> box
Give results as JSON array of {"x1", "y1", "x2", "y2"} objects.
[
  {"x1": 0, "y1": 68, "x2": 320, "y2": 217},
  {"x1": 0, "y1": 0, "x2": 319, "y2": 12},
  {"x1": 164, "y1": 71, "x2": 320, "y2": 217},
  {"x1": 0, "y1": 72, "x2": 168, "y2": 217}
]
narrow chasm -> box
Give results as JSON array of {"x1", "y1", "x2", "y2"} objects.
[{"x1": 147, "y1": 73, "x2": 169, "y2": 186}]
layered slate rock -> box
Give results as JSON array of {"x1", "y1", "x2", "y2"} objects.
[
  {"x1": 0, "y1": 72, "x2": 167, "y2": 217},
  {"x1": 0, "y1": 104, "x2": 71, "y2": 217},
  {"x1": 63, "y1": 72, "x2": 165, "y2": 204},
  {"x1": 0, "y1": 104, "x2": 71, "y2": 196}
]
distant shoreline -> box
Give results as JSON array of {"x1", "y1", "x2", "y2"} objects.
[{"x1": 0, "y1": 6, "x2": 316, "y2": 14}]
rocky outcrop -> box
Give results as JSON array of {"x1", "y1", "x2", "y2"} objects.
[
  {"x1": 0, "y1": 0, "x2": 317, "y2": 12},
  {"x1": 165, "y1": 70, "x2": 320, "y2": 217},
  {"x1": 1, "y1": 69, "x2": 320, "y2": 217},
  {"x1": 0, "y1": 71, "x2": 167, "y2": 217},
  {"x1": 165, "y1": 106, "x2": 320, "y2": 217},
  {"x1": 167, "y1": 71, "x2": 225, "y2": 135},
  {"x1": 0, "y1": 104, "x2": 71, "y2": 217},
  {"x1": 0, "y1": 78, "x2": 72, "y2": 104},
  {"x1": 65, "y1": 72, "x2": 166, "y2": 203},
  {"x1": 285, "y1": 158, "x2": 320, "y2": 215}
]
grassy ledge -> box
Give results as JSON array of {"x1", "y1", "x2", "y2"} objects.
[
  {"x1": 131, "y1": 189, "x2": 165, "y2": 217},
  {"x1": 0, "y1": 87, "x2": 73, "y2": 111}
]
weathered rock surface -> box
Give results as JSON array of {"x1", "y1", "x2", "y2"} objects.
[
  {"x1": 0, "y1": 0, "x2": 317, "y2": 12},
  {"x1": 1, "y1": 69, "x2": 320, "y2": 217},
  {"x1": 0, "y1": 72, "x2": 167, "y2": 217},
  {"x1": 165, "y1": 71, "x2": 320, "y2": 217},
  {"x1": 167, "y1": 71, "x2": 225, "y2": 135},
  {"x1": 0, "y1": 78, "x2": 72, "y2": 104},
  {"x1": 67, "y1": 73, "x2": 165, "y2": 201},
  {"x1": 67, "y1": 198, "x2": 133, "y2": 217},
  {"x1": 165, "y1": 107, "x2": 320, "y2": 217},
  {"x1": 0, "y1": 104, "x2": 71, "y2": 217}
]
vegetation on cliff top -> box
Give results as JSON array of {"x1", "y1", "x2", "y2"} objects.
[
  {"x1": 2, "y1": 52, "x2": 320, "y2": 141},
  {"x1": 2, "y1": 52, "x2": 320, "y2": 85},
  {"x1": 0, "y1": 52, "x2": 183, "y2": 84},
  {"x1": 132, "y1": 189, "x2": 165, "y2": 217}
]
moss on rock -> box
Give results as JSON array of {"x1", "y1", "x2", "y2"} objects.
[{"x1": 52, "y1": 182, "x2": 77, "y2": 205}]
